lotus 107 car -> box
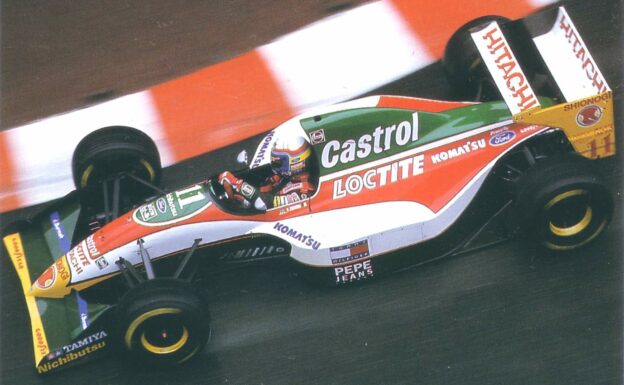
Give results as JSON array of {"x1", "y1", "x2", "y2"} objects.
[{"x1": 2, "y1": 6, "x2": 616, "y2": 373}]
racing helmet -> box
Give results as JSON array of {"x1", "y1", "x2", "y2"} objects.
[{"x1": 270, "y1": 134, "x2": 312, "y2": 176}]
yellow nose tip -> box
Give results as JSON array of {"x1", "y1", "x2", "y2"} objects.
[{"x1": 30, "y1": 257, "x2": 71, "y2": 298}]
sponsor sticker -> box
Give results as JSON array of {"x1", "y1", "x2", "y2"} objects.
[
  {"x1": 55, "y1": 258, "x2": 70, "y2": 281},
  {"x1": 95, "y1": 257, "x2": 109, "y2": 270},
  {"x1": 166, "y1": 193, "x2": 179, "y2": 216},
  {"x1": 278, "y1": 201, "x2": 308, "y2": 216},
  {"x1": 4, "y1": 233, "x2": 26, "y2": 271},
  {"x1": 556, "y1": 8, "x2": 609, "y2": 96},
  {"x1": 134, "y1": 185, "x2": 211, "y2": 227},
  {"x1": 310, "y1": 129, "x2": 326, "y2": 145},
  {"x1": 321, "y1": 112, "x2": 419, "y2": 169},
  {"x1": 34, "y1": 264, "x2": 56, "y2": 290},
  {"x1": 37, "y1": 332, "x2": 107, "y2": 374},
  {"x1": 576, "y1": 105, "x2": 602, "y2": 127},
  {"x1": 430, "y1": 139, "x2": 486, "y2": 164},
  {"x1": 273, "y1": 192, "x2": 303, "y2": 207},
  {"x1": 330, "y1": 240, "x2": 370, "y2": 265},
  {"x1": 563, "y1": 93, "x2": 611, "y2": 112},
  {"x1": 85, "y1": 235, "x2": 101, "y2": 260},
  {"x1": 46, "y1": 350, "x2": 62, "y2": 361},
  {"x1": 489, "y1": 131, "x2": 516, "y2": 146},
  {"x1": 333, "y1": 154, "x2": 424, "y2": 199},
  {"x1": 156, "y1": 198, "x2": 167, "y2": 213},
  {"x1": 50, "y1": 212, "x2": 71, "y2": 253},
  {"x1": 520, "y1": 125, "x2": 541, "y2": 134},
  {"x1": 471, "y1": 22, "x2": 539, "y2": 114},
  {"x1": 251, "y1": 130, "x2": 275, "y2": 168},
  {"x1": 240, "y1": 183, "x2": 256, "y2": 199},
  {"x1": 61, "y1": 330, "x2": 107, "y2": 354},
  {"x1": 273, "y1": 222, "x2": 321, "y2": 250},
  {"x1": 220, "y1": 245, "x2": 287, "y2": 262},
  {"x1": 35, "y1": 327, "x2": 49, "y2": 358},
  {"x1": 334, "y1": 259, "x2": 374, "y2": 284},
  {"x1": 569, "y1": 124, "x2": 614, "y2": 142},
  {"x1": 67, "y1": 241, "x2": 92, "y2": 275},
  {"x1": 139, "y1": 203, "x2": 158, "y2": 221}
]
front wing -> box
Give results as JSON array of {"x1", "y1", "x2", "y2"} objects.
[{"x1": 2, "y1": 195, "x2": 113, "y2": 374}]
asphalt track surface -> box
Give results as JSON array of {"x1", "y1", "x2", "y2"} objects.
[{"x1": 1, "y1": 0, "x2": 623, "y2": 384}]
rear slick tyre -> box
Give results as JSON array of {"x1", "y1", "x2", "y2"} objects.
[
  {"x1": 443, "y1": 16, "x2": 511, "y2": 101},
  {"x1": 514, "y1": 155, "x2": 612, "y2": 251}
]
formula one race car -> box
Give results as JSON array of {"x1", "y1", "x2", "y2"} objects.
[{"x1": 2, "y1": 6, "x2": 616, "y2": 374}]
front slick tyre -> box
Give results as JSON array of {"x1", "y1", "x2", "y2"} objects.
[
  {"x1": 515, "y1": 155, "x2": 612, "y2": 251},
  {"x1": 117, "y1": 279, "x2": 210, "y2": 367},
  {"x1": 72, "y1": 126, "x2": 161, "y2": 190}
]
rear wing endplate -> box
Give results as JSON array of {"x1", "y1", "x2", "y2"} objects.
[
  {"x1": 470, "y1": 6, "x2": 615, "y2": 159},
  {"x1": 531, "y1": 7, "x2": 610, "y2": 101}
]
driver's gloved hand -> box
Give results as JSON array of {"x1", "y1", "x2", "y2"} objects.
[
  {"x1": 232, "y1": 194, "x2": 251, "y2": 208},
  {"x1": 218, "y1": 171, "x2": 266, "y2": 211},
  {"x1": 238, "y1": 181, "x2": 268, "y2": 212},
  {"x1": 253, "y1": 197, "x2": 267, "y2": 211},
  {"x1": 218, "y1": 171, "x2": 242, "y2": 191}
]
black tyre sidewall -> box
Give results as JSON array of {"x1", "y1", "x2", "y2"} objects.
[
  {"x1": 514, "y1": 156, "x2": 612, "y2": 251},
  {"x1": 116, "y1": 279, "x2": 210, "y2": 366},
  {"x1": 443, "y1": 16, "x2": 510, "y2": 100},
  {"x1": 72, "y1": 126, "x2": 161, "y2": 189}
]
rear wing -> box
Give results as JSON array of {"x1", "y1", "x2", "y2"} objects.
[
  {"x1": 470, "y1": 6, "x2": 615, "y2": 159},
  {"x1": 2, "y1": 195, "x2": 113, "y2": 374}
]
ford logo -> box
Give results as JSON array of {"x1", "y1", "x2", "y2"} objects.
[
  {"x1": 489, "y1": 131, "x2": 516, "y2": 147},
  {"x1": 156, "y1": 198, "x2": 167, "y2": 213}
]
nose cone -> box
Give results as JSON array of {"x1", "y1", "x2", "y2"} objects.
[{"x1": 30, "y1": 257, "x2": 71, "y2": 298}]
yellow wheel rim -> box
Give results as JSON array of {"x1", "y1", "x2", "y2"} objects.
[
  {"x1": 545, "y1": 190, "x2": 587, "y2": 210},
  {"x1": 80, "y1": 164, "x2": 94, "y2": 188},
  {"x1": 468, "y1": 57, "x2": 482, "y2": 71},
  {"x1": 545, "y1": 189, "x2": 593, "y2": 237},
  {"x1": 141, "y1": 326, "x2": 189, "y2": 355},
  {"x1": 80, "y1": 159, "x2": 155, "y2": 188},
  {"x1": 544, "y1": 220, "x2": 607, "y2": 251},
  {"x1": 543, "y1": 189, "x2": 608, "y2": 250},
  {"x1": 549, "y1": 206, "x2": 593, "y2": 237},
  {"x1": 140, "y1": 159, "x2": 156, "y2": 182},
  {"x1": 125, "y1": 308, "x2": 188, "y2": 354}
]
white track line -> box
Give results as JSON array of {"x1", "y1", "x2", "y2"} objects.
[
  {"x1": 258, "y1": 1, "x2": 434, "y2": 112},
  {"x1": 6, "y1": 91, "x2": 173, "y2": 207}
]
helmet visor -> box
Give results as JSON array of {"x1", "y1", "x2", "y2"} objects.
[{"x1": 271, "y1": 152, "x2": 290, "y2": 174}]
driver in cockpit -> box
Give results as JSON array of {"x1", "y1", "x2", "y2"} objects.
[{"x1": 218, "y1": 134, "x2": 315, "y2": 212}]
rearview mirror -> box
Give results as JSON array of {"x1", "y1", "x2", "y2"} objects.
[{"x1": 236, "y1": 150, "x2": 249, "y2": 166}]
